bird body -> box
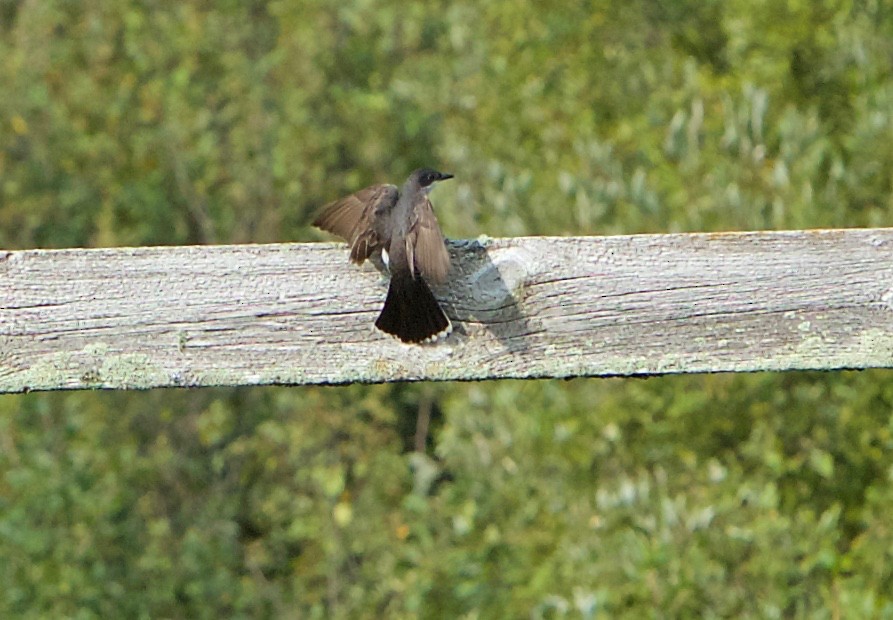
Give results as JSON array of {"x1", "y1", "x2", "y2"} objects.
[{"x1": 313, "y1": 168, "x2": 454, "y2": 343}]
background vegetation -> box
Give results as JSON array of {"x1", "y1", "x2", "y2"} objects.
[{"x1": 3, "y1": 0, "x2": 893, "y2": 617}]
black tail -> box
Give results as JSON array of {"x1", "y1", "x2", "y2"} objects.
[{"x1": 375, "y1": 271, "x2": 451, "y2": 343}]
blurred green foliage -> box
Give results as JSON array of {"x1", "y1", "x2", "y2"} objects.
[{"x1": 3, "y1": 0, "x2": 893, "y2": 617}]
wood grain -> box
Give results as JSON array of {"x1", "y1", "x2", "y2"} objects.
[{"x1": 2, "y1": 229, "x2": 892, "y2": 392}]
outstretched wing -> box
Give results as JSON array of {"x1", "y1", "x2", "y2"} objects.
[
  {"x1": 313, "y1": 184, "x2": 398, "y2": 264},
  {"x1": 407, "y1": 195, "x2": 450, "y2": 284}
]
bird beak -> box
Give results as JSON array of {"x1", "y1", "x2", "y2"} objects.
[{"x1": 439, "y1": 173, "x2": 454, "y2": 181}]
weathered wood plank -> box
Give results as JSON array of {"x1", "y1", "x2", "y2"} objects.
[{"x1": 1, "y1": 229, "x2": 892, "y2": 392}]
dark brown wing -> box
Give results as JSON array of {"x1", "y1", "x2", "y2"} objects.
[
  {"x1": 407, "y1": 195, "x2": 450, "y2": 284},
  {"x1": 313, "y1": 184, "x2": 398, "y2": 264},
  {"x1": 313, "y1": 184, "x2": 397, "y2": 240}
]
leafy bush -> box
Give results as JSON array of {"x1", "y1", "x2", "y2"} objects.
[{"x1": 3, "y1": 1, "x2": 893, "y2": 616}]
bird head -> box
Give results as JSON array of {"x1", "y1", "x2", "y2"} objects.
[{"x1": 412, "y1": 168, "x2": 454, "y2": 191}]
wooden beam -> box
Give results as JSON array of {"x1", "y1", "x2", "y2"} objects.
[{"x1": 2, "y1": 229, "x2": 892, "y2": 392}]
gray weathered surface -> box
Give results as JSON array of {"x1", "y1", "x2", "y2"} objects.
[{"x1": 2, "y1": 229, "x2": 892, "y2": 392}]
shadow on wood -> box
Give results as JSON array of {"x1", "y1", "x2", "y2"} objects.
[{"x1": 440, "y1": 238, "x2": 536, "y2": 354}]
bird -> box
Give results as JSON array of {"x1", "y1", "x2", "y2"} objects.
[{"x1": 313, "y1": 168, "x2": 454, "y2": 344}]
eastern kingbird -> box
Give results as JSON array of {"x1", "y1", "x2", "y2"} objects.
[{"x1": 313, "y1": 168, "x2": 454, "y2": 343}]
